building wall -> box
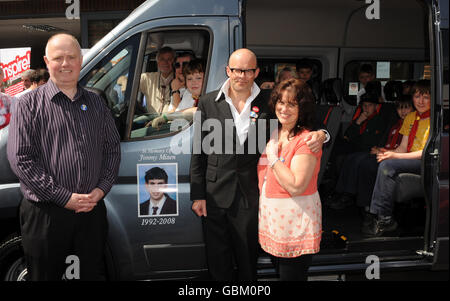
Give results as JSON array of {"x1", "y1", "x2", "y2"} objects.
[
  {"x1": 0, "y1": 0, "x2": 145, "y2": 17},
  {"x1": 0, "y1": 0, "x2": 146, "y2": 68}
]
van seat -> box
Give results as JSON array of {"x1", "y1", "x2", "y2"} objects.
[
  {"x1": 321, "y1": 78, "x2": 343, "y2": 105},
  {"x1": 383, "y1": 80, "x2": 403, "y2": 102},
  {"x1": 395, "y1": 173, "x2": 424, "y2": 203},
  {"x1": 317, "y1": 78, "x2": 344, "y2": 184}
]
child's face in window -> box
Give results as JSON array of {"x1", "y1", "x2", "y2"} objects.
[
  {"x1": 358, "y1": 72, "x2": 375, "y2": 87},
  {"x1": 413, "y1": 91, "x2": 431, "y2": 114},
  {"x1": 396, "y1": 103, "x2": 413, "y2": 120},
  {"x1": 362, "y1": 102, "x2": 377, "y2": 116},
  {"x1": 186, "y1": 72, "x2": 204, "y2": 97},
  {"x1": 298, "y1": 68, "x2": 312, "y2": 82}
]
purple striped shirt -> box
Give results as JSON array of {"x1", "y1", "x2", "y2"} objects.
[{"x1": 7, "y1": 79, "x2": 121, "y2": 207}]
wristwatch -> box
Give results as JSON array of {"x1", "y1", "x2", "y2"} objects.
[
  {"x1": 322, "y1": 129, "x2": 331, "y2": 143},
  {"x1": 171, "y1": 90, "x2": 180, "y2": 96}
]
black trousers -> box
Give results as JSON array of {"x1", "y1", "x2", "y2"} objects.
[
  {"x1": 203, "y1": 191, "x2": 258, "y2": 281},
  {"x1": 19, "y1": 198, "x2": 108, "y2": 281}
]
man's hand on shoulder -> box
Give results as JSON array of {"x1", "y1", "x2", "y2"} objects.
[{"x1": 304, "y1": 130, "x2": 327, "y2": 153}]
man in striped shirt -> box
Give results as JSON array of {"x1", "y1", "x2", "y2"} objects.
[{"x1": 7, "y1": 33, "x2": 121, "y2": 280}]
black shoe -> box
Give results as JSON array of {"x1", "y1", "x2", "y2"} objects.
[
  {"x1": 361, "y1": 211, "x2": 376, "y2": 228},
  {"x1": 362, "y1": 216, "x2": 398, "y2": 237},
  {"x1": 329, "y1": 193, "x2": 355, "y2": 210}
]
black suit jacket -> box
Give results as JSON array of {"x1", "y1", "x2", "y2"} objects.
[
  {"x1": 190, "y1": 89, "x2": 273, "y2": 209},
  {"x1": 139, "y1": 194, "x2": 177, "y2": 216}
]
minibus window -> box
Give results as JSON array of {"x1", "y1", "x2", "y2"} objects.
[
  {"x1": 129, "y1": 29, "x2": 210, "y2": 140},
  {"x1": 80, "y1": 33, "x2": 140, "y2": 140},
  {"x1": 343, "y1": 60, "x2": 429, "y2": 105}
]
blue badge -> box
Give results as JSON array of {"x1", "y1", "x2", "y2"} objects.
[
  {"x1": 250, "y1": 111, "x2": 258, "y2": 118},
  {"x1": 81, "y1": 104, "x2": 87, "y2": 111}
]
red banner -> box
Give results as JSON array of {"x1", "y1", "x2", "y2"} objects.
[
  {"x1": 0, "y1": 50, "x2": 31, "y2": 82},
  {"x1": 5, "y1": 82, "x2": 24, "y2": 97}
]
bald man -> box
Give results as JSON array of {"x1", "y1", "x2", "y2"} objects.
[
  {"x1": 8, "y1": 33, "x2": 121, "y2": 280},
  {"x1": 190, "y1": 49, "x2": 326, "y2": 280}
]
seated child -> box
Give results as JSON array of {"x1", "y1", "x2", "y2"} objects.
[
  {"x1": 148, "y1": 60, "x2": 204, "y2": 129},
  {"x1": 362, "y1": 79, "x2": 431, "y2": 237},
  {"x1": 329, "y1": 94, "x2": 414, "y2": 211},
  {"x1": 343, "y1": 91, "x2": 386, "y2": 153}
]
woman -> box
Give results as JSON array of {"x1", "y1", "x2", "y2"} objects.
[{"x1": 258, "y1": 78, "x2": 322, "y2": 281}]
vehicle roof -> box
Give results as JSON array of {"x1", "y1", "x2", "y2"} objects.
[{"x1": 83, "y1": 0, "x2": 239, "y2": 65}]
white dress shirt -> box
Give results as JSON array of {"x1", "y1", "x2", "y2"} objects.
[
  {"x1": 150, "y1": 195, "x2": 167, "y2": 216},
  {"x1": 215, "y1": 79, "x2": 261, "y2": 145}
]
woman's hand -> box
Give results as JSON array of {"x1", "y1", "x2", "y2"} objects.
[{"x1": 265, "y1": 139, "x2": 279, "y2": 164}]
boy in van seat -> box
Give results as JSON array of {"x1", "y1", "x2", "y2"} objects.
[
  {"x1": 356, "y1": 64, "x2": 376, "y2": 105},
  {"x1": 297, "y1": 59, "x2": 321, "y2": 102},
  {"x1": 149, "y1": 60, "x2": 204, "y2": 129},
  {"x1": 329, "y1": 95, "x2": 414, "y2": 211},
  {"x1": 356, "y1": 80, "x2": 400, "y2": 134},
  {"x1": 343, "y1": 91, "x2": 386, "y2": 153},
  {"x1": 326, "y1": 87, "x2": 385, "y2": 185},
  {"x1": 327, "y1": 91, "x2": 388, "y2": 210},
  {"x1": 363, "y1": 80, "x2": 431, "y2": 237}
]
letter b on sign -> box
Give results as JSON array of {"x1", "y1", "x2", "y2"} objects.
[{"x1": 365, "y1": 255, "x2": 380, "y2": 280}]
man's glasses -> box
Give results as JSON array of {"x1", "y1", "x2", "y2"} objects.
[
  {"x1": 228, "y1": 67, "x2": 257, "y2": 76},
  {"x1": 174, "y1": 61, "x2": 189, "y2": 69}
]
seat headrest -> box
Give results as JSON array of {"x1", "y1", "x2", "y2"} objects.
[
  {"x1": 308, "y1": 80, "x2": 322, "y2": 103},
  {"x1": 384, "y1": 80, "x2": 403, "y2": 102},
  {"x1": 365, "y1": 81, "x2": 382, "y2": 98},
  {"x1": 321, "y1": 78, "x2": 343, "y2": 104}
]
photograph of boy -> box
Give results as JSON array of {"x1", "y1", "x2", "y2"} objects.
[{"x1": 139, "y1": 166, "x2": 177, "y2": 217}]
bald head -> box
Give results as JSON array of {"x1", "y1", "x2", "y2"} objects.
[
  {"x1": 226, "y1": 48, "x2": 260, "y2": 95},
  {"x1": 45, "y1": 33, "x2": 82, "y2": 58},
  {"x1": 44, "y1": 33, "x2": 83, "y2": 92},
  {"x1": 228, "y1": 48, "x2": 257, "y2": 68}
]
